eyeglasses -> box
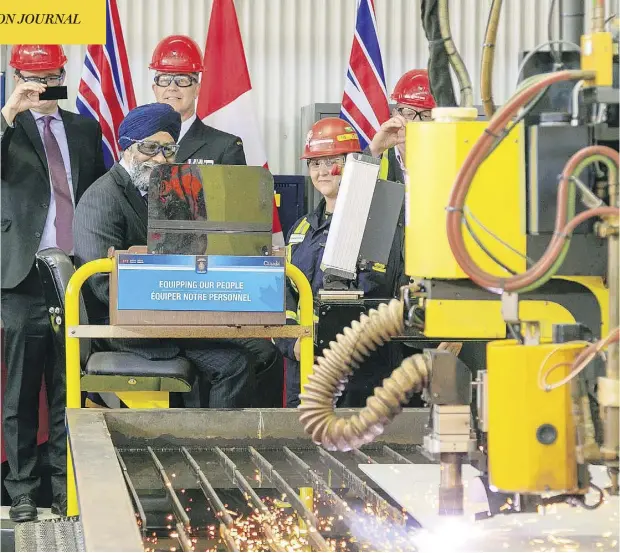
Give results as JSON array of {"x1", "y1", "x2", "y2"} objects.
[
  {"x1": 123, "y1": 138, "x2": 180, "y2": 159},
  {"x1": 307, "y1": 157, "x2": 345, "y2": 170},
  {"x1": 396, "y1": 106, "x2": 432, "y2": 121},
  {"x1": 17, "y1": 70, "x2": 64, "y2": 86},
  {"x1": 154, "y1": 74, "x2": 198, "y2": 88}
]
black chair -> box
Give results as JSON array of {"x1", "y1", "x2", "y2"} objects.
[{"x1": 35, "y1": 248, "x2": 194, "y2": 396}]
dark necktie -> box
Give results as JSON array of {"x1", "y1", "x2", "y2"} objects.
[{"x1": 42, "y1": 115, "x2": 74, "y2": 252}]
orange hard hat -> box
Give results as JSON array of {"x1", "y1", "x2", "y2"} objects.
[
  {"x1": 149, "y1": 35, "x2": 203, "y2": 73},
  {"x1": 10, "y1": 45, "x2": 67, "y2": 71},
  {"x1": 391, "y1": 69, "x2": 436, "y2": 110},
  {"x1": 301, "y1": 118, "x2": 361, "y2": 159}
]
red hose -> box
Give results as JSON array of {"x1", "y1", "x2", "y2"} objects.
[{"x1": 446, "y1": 70, "x2": 619, "y2": 292}]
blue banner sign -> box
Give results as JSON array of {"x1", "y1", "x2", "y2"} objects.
[{"x1": 117, "y1": 254, "x2": 285, "y2": 312}]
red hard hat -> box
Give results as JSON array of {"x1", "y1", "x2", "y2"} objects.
[
  {"x1": 391, "y1": 69, "x2": 436, "y2": 110},
  {"x1": 301, "y1": 118, "x2": 361, "y2": 159},
  {"x1": 10, "y1": 45, "x2": 67, "y2": 71},
  {"x1": 149, "y1": 35, "x2": 203, "y2": 73}
]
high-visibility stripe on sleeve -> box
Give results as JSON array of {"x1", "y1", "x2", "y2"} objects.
[
  {"x1": 379, "y1": 152, "x2": 389, "y2": 180},
  {"x1": 286, "y1": 217, "x2": 310, "y2": 264},
  {"x1": 293, "y1": 218, "x2": 310, "y2": 235}
]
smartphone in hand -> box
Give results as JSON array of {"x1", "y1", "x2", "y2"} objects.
[{"x1": 38, "y1": 86, "x2": 68, "y2": 101}]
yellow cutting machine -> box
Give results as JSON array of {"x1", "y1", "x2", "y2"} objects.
[{"x1": 299, "y1": 6, "x2": 618, "y2": 517}]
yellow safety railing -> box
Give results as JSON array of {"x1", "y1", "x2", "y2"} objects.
[
  {"x1": 64, "y1": 257, "x2": 314, "y2": 516},
  {"x1": 288, "y1": 263, "x2": 314, "y2": 393},
  {"x1": 65, "y1": 258, "x2": 113, "y2": 409}
]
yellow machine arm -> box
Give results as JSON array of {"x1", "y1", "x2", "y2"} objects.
[{"x1": 299, "y1": 10, "x2": 619, "y2": 516}]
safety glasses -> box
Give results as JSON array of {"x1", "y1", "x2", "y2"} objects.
[
  {"x1": 123, "y1": 138, "x2": 180, "y2": 159},
  {"x1": 307, "y1": 156, "x2": 345, "y2": 170},
  {"x1": 16, "y1": 70, "x2": 64, "y2": 86},
  {"x1": 153, "y1": 74, "x2": 198, "y2": 88},
  {"x1": 396, "y1": 106, "x2": 432, "y2": 121}
]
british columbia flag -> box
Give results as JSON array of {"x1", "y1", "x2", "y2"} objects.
[
  {"x1": 76, "y1": 0, "x2": 136, "y2": 169},
  {"x1": 340, "y1": 0, "x2": 390, "y2": 150}
]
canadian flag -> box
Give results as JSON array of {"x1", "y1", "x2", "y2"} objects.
[{"x1": 197, "y1": 0, "x2": 284, "y2": 247}]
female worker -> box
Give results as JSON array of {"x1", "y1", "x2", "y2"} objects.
[{"x1": 279, "y1": 118, "x2": 400, "y2": 407}]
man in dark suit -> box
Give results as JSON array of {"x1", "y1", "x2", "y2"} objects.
[
  {"x1": 149, "y1": 35, "x2": 284, "y2": 406},
  {"x1": 149, "y1": 34, "x2": 285, "y2": 248},
  {"x1": 73, "y1": 103, "x2": 257, "y2": 409},
  {"x1": 149, "y1": 35, "x2": 245, "y2": 165},
  {"x1": 1, "y1": 44, "x2": 105, "y2": 521}
]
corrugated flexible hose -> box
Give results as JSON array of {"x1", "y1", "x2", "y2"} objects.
[{"x1": 298, "y1": 299, "x2": 432, "y2": 451}]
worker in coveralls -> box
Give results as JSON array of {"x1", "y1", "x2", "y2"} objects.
[{"x1": 279, "y1": 118, "x2": 402, "y2": 407}]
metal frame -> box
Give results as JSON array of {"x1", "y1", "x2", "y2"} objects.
[
  {"x1": 66, "y1": 410, "x2": 143, "y2": 552},
  {"x1": 66, "y1": 408, "x2": 429, "y2": 552},
  {"x1": 64, "y1": 257, "x2": 315, "y2": 516}
]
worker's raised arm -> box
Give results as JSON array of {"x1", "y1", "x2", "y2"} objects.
[{"x1": 367, "y1": 115, "x2": 407, "y2": 158}]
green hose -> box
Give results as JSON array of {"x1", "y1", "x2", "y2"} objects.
[
  {"x1": 516, "y1": 155, "x2": 618, "y2": 293},
  {"x1": 516, "y1": 187, "x2": 575, "y2": 293},
  {"x1": 515, "y1": 74, "x2": 549, "y2": 95}
]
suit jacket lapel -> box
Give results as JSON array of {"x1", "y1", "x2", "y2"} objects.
[
  {"x1": 112, "y1": 163, "x2": 147, "y2": 230},
  {"x1": 176, "y1": 118, "x2": 206, "y2": 163},
  {"x1": 19, "y1": 111, "x2": 49, "y2": 176},
  {"x1": 60, "y1": 109, "x2": 80, "y2": 194}
]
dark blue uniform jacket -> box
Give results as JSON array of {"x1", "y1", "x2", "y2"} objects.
[{"x1": 278, "y1": 198, "x2": 402, "y2": 407}]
